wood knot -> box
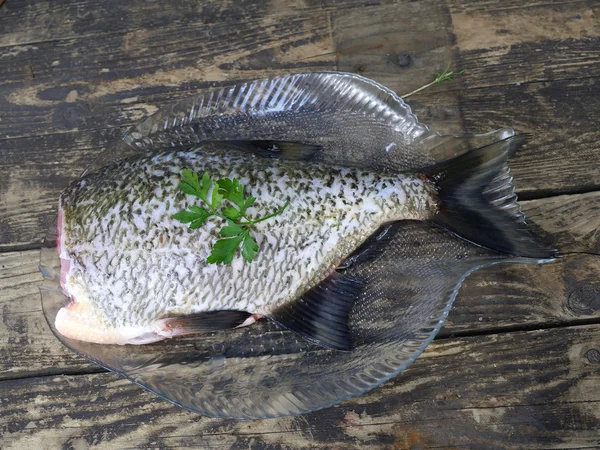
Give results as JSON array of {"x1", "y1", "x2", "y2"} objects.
[
  {"x1": 395, "y1": 54, "x2": 412, "y2": 67},
  {"x1": 387, "y1": 53, "x2": 412, "y2": 68},
  {"x1": 566, "y1": 286, "x2": 600, "y2": 315},
  {"x1": 585, "y1": 349, "x2": 600, "y2": 364},
  {"x1": 354, "y1": 64, "x2": 367, "y2": 74}
]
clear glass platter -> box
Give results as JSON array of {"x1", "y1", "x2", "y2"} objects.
[{"x1": 39, "y1": 72, "x2": 525, "y2": 419}]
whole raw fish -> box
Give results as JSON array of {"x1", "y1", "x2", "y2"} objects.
[{"x1": 56, "y1": 137, "x2": 554, "y2": 350}]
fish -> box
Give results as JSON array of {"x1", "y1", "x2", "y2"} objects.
[{"x1": 55, "y1": 134, "x2": 555, "y2": 350}]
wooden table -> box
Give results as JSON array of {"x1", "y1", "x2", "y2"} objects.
[{"x1": 1, "y1": 0, "x2": 599, "y2": 448}]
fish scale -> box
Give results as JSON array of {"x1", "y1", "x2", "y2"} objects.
[{"x1": 57, "y1": 144, "x2": 436, "y2": 344}]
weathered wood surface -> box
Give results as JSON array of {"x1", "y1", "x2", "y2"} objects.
[
  {"x1": 1, "y1": 0, "x2": 599, "y2": 448},
  {"x1": 1, "y1": 326, "x2": 599, "y2": 449}
]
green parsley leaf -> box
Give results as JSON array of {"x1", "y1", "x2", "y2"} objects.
[
  {"x1": 242, "y1": 196, "x2": 256, "y2": 211},
  {"x1": 188, "y1": 205, "x2": 208, "y2": 215},
  {"x1": 199, "y1": 171, "x2": 212, "y2": 203},
  {"x1": 216, "y1": 178, "x2": 233, "y2": 193},
  {"x1": 180, "y1": 169, "x2": 202, "y2": 197},
  {"x1": 207, "y1": 235, "x2": 244, "y2": 264},
  {"x1": 218, "y1": 178, "x2": 245, "y2": 209},
  {"x1": 211, "y1": 183, "x2": 223, "y2": 210},
  {"x1": 222, "y1": 207, "x2": 241, "y2": 220},
  {"x1": 189, "y1": 216, "x2": 210, "y2": 229},
  {"x1": 173, "y1": 206, "x2": 211, "y2": 226},
  {"x1": 220, "y1": 221, "x2": 244, "y2": 237},
  {"x1": 173, "y1": 210, "x2": 200, "y2": 223},
  {"x1": 181, "y1": 168, "x2": 199, "y2": 186},
  {"x1": 178, "y1": 182, "x2": 200, "y2": 197},
  {"x1": 241, "y1": 231, "x2": 259, "y2": 263}
]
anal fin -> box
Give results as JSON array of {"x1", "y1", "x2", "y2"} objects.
[{"x1": 270, "y1": 273, "x2": 364, "y2": 351}]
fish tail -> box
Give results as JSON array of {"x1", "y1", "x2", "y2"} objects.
[{"x1": 422, "y1": 135, "x2": 557, "y2": 259}]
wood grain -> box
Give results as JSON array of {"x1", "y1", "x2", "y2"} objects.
[
  {"x1": 1, "y1": 325, "x2": 598, "y2": 449},
  {"x1": 0, "y1": 250, "x2": 97, "y2": 378},
  {"x1": 0, "y1": 128, "x2": 123, "y2": 251},
  {"x1": 0, "y1": 0, "x2": 327, "y2": 48},
  {"x1": 459, "y1": 79, "x2": 600, "y2": 197},
  {"x1": 331, "y1": 2, "x2": 600, "y2": 196},
  {"x1": 2, "y1": 191, "x2": 598, "y2": 380},
  {"x1": 0, "y1": 10, "x2": 334, "y2": 140}
]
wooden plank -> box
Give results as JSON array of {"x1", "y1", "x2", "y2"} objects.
[
  {"x1": 0, "y1": 251, "x2": 97, "y2": 378},
  {"x1": 2, "y1": 192, "x2": 598, "y2": 379},
  {"x1": 0, "y1": 10, "x2": 334, "y2": 140},
  {"x1": 459, "y1": 79, "x2": 600, "y2": 197},
  {"x1": 441, "y1": 193, "x2": 600, "y2": 335},
  {"x1": 331, "y1": 2, "x2": 458, "y2": 97},
  {"x1": 1, "y1": 325, "x2": 598, "y2": 449},
  {"x1": 447, "y1": 0, "x2": 598, "y2": 16},
  {"x1": 448, "y1": 1, "x2": 600, "y2": 195},
  {"x1": 332, "y1": 1, "x2": 600, "y2": 99},
  {"x1": 2, "y1": 1, "x2": 598, "y2": 140},
  {"x1": 0, "y1": 129, "x2": 123, "y2": 251},
  {"x1": 454, "y1": 27, "x2": 600, "y2": 89},
  {"x1": 0, "y1": 0, "x2": 329, "y2": 48}
]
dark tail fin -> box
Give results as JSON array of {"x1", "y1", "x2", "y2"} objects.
[{"x1": 423, "y1": 136, "x2": 557, "y2": 259}]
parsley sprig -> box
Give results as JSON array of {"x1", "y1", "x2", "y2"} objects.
[
  {"x1": 401, "y1": 63, "x2": 466, "y2": 99},
  {"x1": 174, "y1": 169, "x2": 288, "y2": 264}
]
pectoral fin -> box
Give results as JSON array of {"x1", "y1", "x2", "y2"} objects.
[{"x1": 158, "y1": 310, "x2": 253, "y2": 336}]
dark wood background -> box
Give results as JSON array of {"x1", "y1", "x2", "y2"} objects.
[{"x1": 1, "y1": 0, "x2": 599, "y2": 448}]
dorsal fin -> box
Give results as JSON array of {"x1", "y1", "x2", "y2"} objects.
[{"x1": 122, "y1": 72, "x2": 524, "y2": 177}]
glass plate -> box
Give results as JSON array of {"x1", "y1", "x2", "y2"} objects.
[{"x1": 40, "y1": 72, "x2": 521, "y2": 419}]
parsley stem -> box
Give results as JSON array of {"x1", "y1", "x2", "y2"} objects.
[
  {"x1": 248, "y1": 201, "x2": 289, "y2": 225},
  {"x1": 237, "y1": 201, "x2": 289, "y2": 226},
  {"x1": 401, "y1": 79, "x2": 440, "y2": 99}
]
